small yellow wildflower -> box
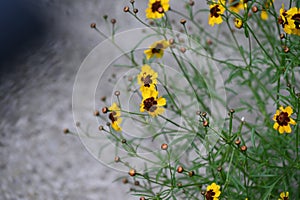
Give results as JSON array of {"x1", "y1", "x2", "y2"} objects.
[
  {"x1": 140, "y1": 87, "x2": 166, "y2": 117},
  {"x1": 273, "y1": 106, "x2": 296, "y2": 134},
  {"x1": 137, "y1": 65, "x2": 158, "y2": 93},
  {"x1": 278, "y1": 191, "x2": 289, "y2": 200},
  {"x1": 208, "y1": 0, "x2": 226, "y2": 26},
  {"x1": 278, "y1": 4, "x2": 293, "y2": 34},
  {"x1": 144, "y1": 40, "x2": 169, "y2": 60},
  {"x1": 205, "y1": 182, "x2": 221, "y2": 200},
  {"x1": 228, "y1": 0, "x2": 244, "y2": 13},
  {"x1": 234, "y1": 18, "x2": 243, "y2": 29},
  {"x1": 286, "y1": 7, "x2": 300, "y2": 36},
  {"x1": 261, "y1": 0, "x2": 274, "y2": 20},
  {"x1": 145, "y1": 0, "x2": 169, "y2": 19},
  {"x1": 109, "y1": 103, "x2": 122, "y2": 131}
]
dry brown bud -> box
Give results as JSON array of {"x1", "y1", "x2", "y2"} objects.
[
  {"x1": 189, "y1": 0, "x2": 195, "y2": 6},
  {"x1": 283, "y1": 46, "x2": 289, "y2": 53},
  {"x1": 122, "y1": 178, "x2": 128, "y2": 184},
  {"x1": 129, "y1": 169, "x2": 136, "y2": 176},
  {"x1": 90, "y1": 23, "x2": 96, "y2": 29},
  {"x1": 111, "y1": 18, "x2": 116, "y2": 24},
  {"x1": 140, "y1": 197, "x2": 146, "y2": 200},
  {"x1": 134, "y1": 180, "x2": 140, "y2": 186},
  {"x1": 251, "y1": 6, "x2": 258, "y2": 13},
  {"x1": 98, "y1": 125, "x2": 104, "y2": 131},
  {"x1": 202, "y1": 112, "x2": 207, "y2": 118},
  {"x1": 203, "y1": 120, "x2": 209, "y2": 127},
  {"x1": 101, "y1": 96, "x2": 106, "y2": 101},
  {"x1": 161, "y1": 143, "x2": 168, "y2": 150},
  {"x1": 130, "y1": 0, "x2": 135, "y2": 4},
  {"x1": 123, "y1": 6, "x2": 130, "y2": 12},
  {"x1": 177, "y1": 166, "x2": 184, "y2": 173},
  {"x1": 114, "y1": 156, "x2": 120, "y2": 162},
  {"x1": 207, "y1": 39, "x2": 213, "y2": 45},
  {"x1": 63, "y1": 128, "x2": 69, "y2": 134},
  {"x1": 180, "y1": 47, "x2": 186, "y2": 53},
  {"x1": 280, "y1": 33, "x2": 285, "y2": 39},
  {"x1": 217, "y1": 166, "x2": 222, "y2": 172},
  {"x1": 169, "y1": 38, "x2": 175, "y2": 45},
  {"x1": 177, "y1": 182, "x2": 183, "y2": 187},
  {"x1": 235, "y1": 139, "x2": 241, "y2": 146},
  {"x1": 114, "y1": 91, "x2": 120, "y2": 96},
  {"x1": 240, "y1": 145, "x2": 247, "y2": 152},
  {"x1": 229, "y1": 109, "x2": 235, "y2": 114},
  {"x1": 121, "y1": 139, "x2": 127, "y2": 144},
  {"x1": 133, "y1": 8, "x2": 138, "y2": 14},
  {"x1": 188, "y1": 171, "x2": 195, "y2": 177},
  {"x1": 180, "y1": 19, "x2": 187, "y2": 25},
  {"x1": 94, "y1": 110, "x2": 100, "y2": 116}
]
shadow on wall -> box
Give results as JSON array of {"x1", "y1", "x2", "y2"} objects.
[{"x1": 0, "y1": 0, "x2": 47, "y2": 73}]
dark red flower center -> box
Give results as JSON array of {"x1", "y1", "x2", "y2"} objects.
[
  {"x1": 276, "y1": 112, "x2": 290, "y2": 126},
  {"x1": 205, "y1": 189, "x2": 215, "y2": 200},
  {"x1": 141, "y1": 74, "x2": 153, "y2": 87},
  {"x1": 283, "y1": 197, "x2": 289, "y2": 200},
  {"x1": 292, "y1": 13, "x2": 300, "y2": 29},
  {"x1": 143, "y1": 97, "x2": 158, "y2": 112},
  {"x1": 109, "y1": 111, "x2": 117, "y2": 123},
  {"x1": 210, "y1": 5, "x2": 221, "y2": 18},
  {"x1": 151, "y1": 43, "x2": 164, "y2": 54},
  {"x1": 152, "y1": 1, "x2": 164, "y2": 13}
]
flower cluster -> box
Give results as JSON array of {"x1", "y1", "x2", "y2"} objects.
[
  {"x1": 137, "y1": 65, "x2": 166, "y2": 117},
  {"x1": 278, "y1": 5, "x2": 300, "y2": 36}
]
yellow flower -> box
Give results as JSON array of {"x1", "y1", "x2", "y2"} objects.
[
  {"x1": 205, "y1": 182, "x2": 221, "y2": 200},
  {"x1": 228, "y1": 0, "x2": 244, "y2": 13},
  {"x1": 109, "y1": 103, "x2": 122, "y2": 131},
  {"x1": 140, "y1": 87, "x2": 166, "y2": 117},
  {"x1": 278, "y1": 191, "x2": 289, "y2": 200},
  {"x1": 273, "y1": 106, "x2": 296, "y2": 134},
  {"x1": 208, "y1": 0, "x2": 226, "y2": 26},
  {"x1": 145, "y1": 0, "x2": 169, "y2": 19},
  {"x1": 261, "y1": 0, "x2": 274, "y2": 20},
  {"x1": 234, "y1": 18, "x2": 243, "y2": 29},
  {"x1": 137, "y1": 65, "x2": 158, "y2": 93},
  {"x1": 286, "y1": 7, "x2": 300, "y2": 36},
  {"x1": 278, "y1": 4, "x2": 293, "y2": 34},
  {"x1": 144, "y1": 40, "x2": 169, "y2": 60}
]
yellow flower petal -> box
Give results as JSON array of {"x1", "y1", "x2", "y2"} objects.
[
  {"x1": 278, "y1": 126, "x2": 285, "y2": 134},
  {"x1": 284, "y1": 106, "x2": 293, "y2": 116},
  {"x1": 273, "y1": 122, "x2": 279, "y2": 130},
  {"x1": 289, "y1": 118, "x2": 296, "y2": 125},
  {"x1": 157, "y1": 97, "x2": 166, "y2": 106},
  {"x1": 284, "y1": 124, "x2": 292, "y2": 133}
]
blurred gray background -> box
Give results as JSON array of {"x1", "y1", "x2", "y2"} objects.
[{"x1": 0, "y1": 0, "x2": 141, "y2": 199}]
